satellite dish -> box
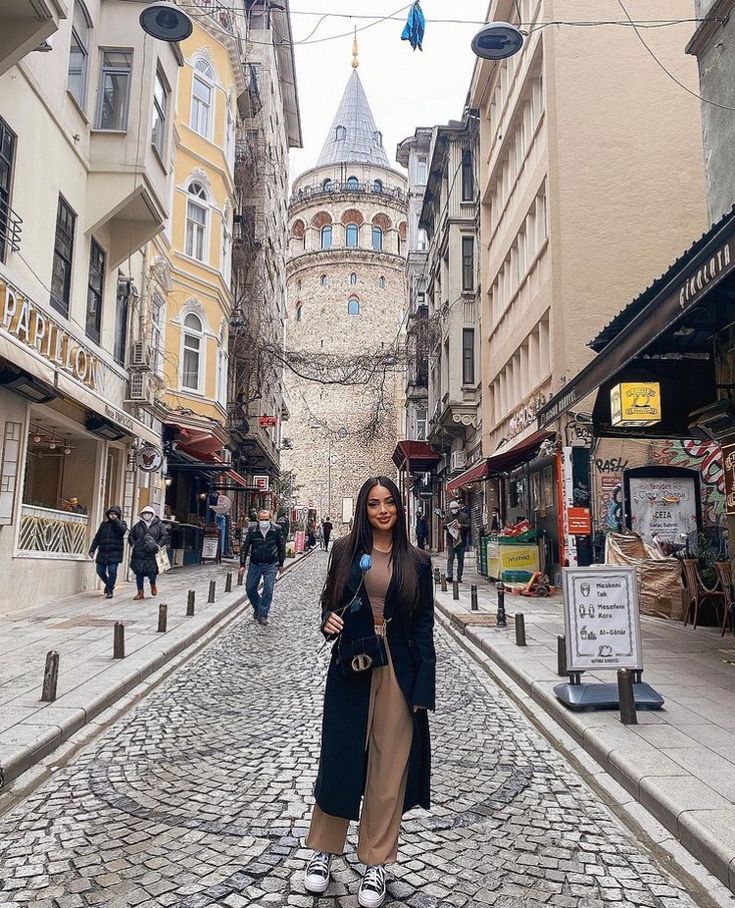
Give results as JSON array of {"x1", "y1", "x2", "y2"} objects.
[
  {"x1": 471, "y1": 22, "x2": 524, "y2": 60},
  {"x1": 139, "y1": 2, "x2": 193, "y2": 42}
]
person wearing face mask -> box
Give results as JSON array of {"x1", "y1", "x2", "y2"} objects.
[
  {"x1": 238, "y1": 509, "x2": 286, "y2": 625},
  {"x1": 89, "y1": 505, "x2": 128, "y2": 599},
  {"x1": 128, "y1": 505, "x2": 169, "y2": 600}
]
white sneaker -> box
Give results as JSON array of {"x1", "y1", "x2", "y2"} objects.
[
  {"x1": 358, "y1": 864, "x2": 386, "y2": 907},
  {"x1": 304, "y1": 850, "x2": 331, "y2": 894}
]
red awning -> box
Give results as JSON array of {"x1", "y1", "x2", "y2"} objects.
[
  {"x1": 176, "y1": 443, "x2": 223, "y2": 463},
  {"x1": 174, "y1": 426, "x2": 224, "y2": 458},
  {"x1": 446, "y1": 459, "x2": 490, "y2": 493},
  {"x1": 486, "y1": 429, "x2": 554, "y2": 473},
  {"x1": 392, "y1": 440, "x2": 441, "y2": 472},
  {"x1": 226, "y1": 469, "x2": 251, "y2": 489}
]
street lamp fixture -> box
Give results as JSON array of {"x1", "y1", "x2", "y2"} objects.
[
  {"x1": 471, "y1": 22, "x2": 525, "y2": 60},
  {"x1": 139, "y1": 2, "x2": 193, "y2": 42}
]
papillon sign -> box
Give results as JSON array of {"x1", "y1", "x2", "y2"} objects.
[{"x1": 563, "y1": 566, "x2": 643, "y2": 672}]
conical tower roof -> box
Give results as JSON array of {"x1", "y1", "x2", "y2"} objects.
[{"x1": 316, "y1": 70, "x2": 390, "y2": 168}]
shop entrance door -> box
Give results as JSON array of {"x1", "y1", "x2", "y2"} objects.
[{"x1": 103, "y1": 447, "x2": 123, "y2": 511}]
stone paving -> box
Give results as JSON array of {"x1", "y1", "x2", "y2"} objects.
[{"x1": 0, "y1": 553, "x2": 715, "y2": 908}]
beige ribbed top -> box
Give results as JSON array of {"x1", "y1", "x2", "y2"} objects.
[{"x1": 364, "y1": 548, "x2": 392, "y2": 624}]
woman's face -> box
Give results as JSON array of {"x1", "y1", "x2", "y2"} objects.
[{"x1": 366, "y1": 483, "x2": 398, "y2": 533}]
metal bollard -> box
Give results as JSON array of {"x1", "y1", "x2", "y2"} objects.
[
  {"x1": 557, "y1": 635, "x2": 567, "y2": 676},
  {"x1": 618, "y1": 668, "x2": 638, "y2": 725},
  {"x1": 157, "y1": 603, "x2": 168, "y2": 633},
  {"x1": 41, "y1": 651, "x2": 59, "y2": 702},
  {"x1": 237, "y1": 567, "x2": 243, "y2": 586},
  {"x1": 496, "y1": 582, "x2": 507, "y2": 628},
  {"x1": 433, "y1": 567, "x2": 440, "y2": 583},
  {"x1": 452, "y1": 579, "x2": 460, "y2": 601},
  {"x1": 440, "y1": 573, "x2": 447, "y2": 593},
  {"x1": 113, "y1": 622, "x2": 125, "y2": 659},
  {"x1": 225, "y1": 572, "x2": 232, "y2": 593},
  {"x1": 515, "y1": 612, "x2": 527, "y2": 646},
  {"x1": 471, "y1": 585, "x2": 478, "y2": 611},
  {"x1": 208, "y1": 580, "x2": 216, "y2": 603},
  {"x1": 187, "y1": 589, "x2": 195, "y2": 616}
]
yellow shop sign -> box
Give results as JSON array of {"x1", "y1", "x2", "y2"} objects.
[{"x1": 610, "y1": 382, "x2": 661, "y2": 427}]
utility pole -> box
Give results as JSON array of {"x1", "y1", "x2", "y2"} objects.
[{"x1": 327, "y1": 436, "x2": 332, "y2": 519}]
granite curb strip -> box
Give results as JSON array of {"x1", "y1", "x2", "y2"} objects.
[
  {"x1": 433, "y1": 594, "x2": 735, "y2": 897},
  {"x1": 0, "y1": 551, "x2": 314, "y2": 792}
]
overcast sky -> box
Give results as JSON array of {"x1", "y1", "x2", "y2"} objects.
[{"x1": 287, "y1": 0, "x2": 490, "y2": 177}]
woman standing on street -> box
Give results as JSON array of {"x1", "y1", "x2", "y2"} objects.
[
  {"x1": 128, "y1": 505, "x2": 168, "y2": 600},
  {"x1": 304, "y1": 476, "x2": 436, "y2": 907}
]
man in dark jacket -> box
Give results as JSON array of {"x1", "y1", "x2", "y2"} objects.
[
  {"x1": 321, "y1": 517, "x2": 333, "y2": 551},
  {"x1": 238, "y1": 509, "x2": 285, "y2": 625},
  {"x1": 89, "y1": 505, "x2": 128, "y2": 598}
]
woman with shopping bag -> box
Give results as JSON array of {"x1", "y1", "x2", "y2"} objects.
[{"x1": 128, "y1": 505, "x2": 169, "y2": 600}]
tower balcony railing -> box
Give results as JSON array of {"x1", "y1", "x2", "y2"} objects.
[
  {"x1": 290, "y1": 181, "x2": 405, "y2": 206},
  {"x1": 189, "y1": 0, "x2": 235, "y2": 34}
]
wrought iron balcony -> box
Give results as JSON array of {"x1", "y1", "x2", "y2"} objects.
[
  {"x1": 190, "y1": 0, "x2": 235, "y2": 34},
  {"x1": 0, "y1": 196, "x2": 22, "y2": 262},
  {"x1": 290, "y1": 181, "x2": 405, "y2": 207}
]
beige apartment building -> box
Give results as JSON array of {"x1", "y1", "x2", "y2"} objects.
[{"x1": 469, "y1": 0, "x2": 708, "y2": 576}]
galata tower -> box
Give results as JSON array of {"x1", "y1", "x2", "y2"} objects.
[{"x1": 283, "y1": 48, "x2": 408, "y2": 527}]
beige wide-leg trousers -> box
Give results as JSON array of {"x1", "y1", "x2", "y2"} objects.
[{"x1": 307, "y1": 642, "x2": 414, "y2": 866}]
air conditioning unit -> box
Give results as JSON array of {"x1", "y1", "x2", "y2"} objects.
[
  {"x1": 126, "y1": 372, "x2": 154, "y2": 405},
  {"x1": 450, "y1": 450, "x2": 467, "y2": 473},
  {"x1": 129, "y1": 342, "x2": 151, "y2": 371}
]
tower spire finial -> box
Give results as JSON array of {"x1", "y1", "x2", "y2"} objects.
[{"x1": 352, "y1": 26, "x2": 359, "y2": 69}]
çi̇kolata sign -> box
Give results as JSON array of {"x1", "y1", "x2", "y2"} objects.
[
  {"x1": 1, "y1": 278, "x2": 103, "y2": 391},
  {"x1": 562, "y1": 566, "x2": 643, "y2": 671}
]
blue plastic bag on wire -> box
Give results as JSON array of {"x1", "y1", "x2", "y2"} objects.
[{"x1": 401, "y1": 1, "x2": 425, "y2": 51}]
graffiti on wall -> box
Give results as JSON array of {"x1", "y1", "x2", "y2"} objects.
[{"x1": 652, "y1": 440, "x2": 724, "y2": 525}]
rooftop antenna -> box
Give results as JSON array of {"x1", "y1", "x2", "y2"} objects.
[{"x1": 352, "y1": 26, "x2": 359, "y2": 69}]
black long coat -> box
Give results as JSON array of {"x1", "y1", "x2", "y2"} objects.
[
  {"x1": 128, "y1": 517, "x2": 168, "y2": 575},
  {"x1": 89, "y1": 506, "x2": 128, "y2": 564},
  {"x1": 315, "y1": 553, "x2": 435, "y2": 821}
]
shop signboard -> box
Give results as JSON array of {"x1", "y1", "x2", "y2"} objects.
[
  {"x1": 201, "y1": 532, "x2": 220, "y2": 561},
  {"x1": 294, "y1": 530, "x2": 305, "y2": 554},
  {"x1": 721, "y1": 441, "x2": 735, "y2": 516},
  {"x1": 628, "y1": 476, "x2": 697, "y2": 544},
  {"x1": 253, "y1": 474, "x2": 270, "y2": 492},
  {"x1": 563, "y1": 566, "x2": 642, "y2": 672},
  {"x1": 567, "y1": 507, "x2": 592, "y2": 535},
  {"x1": 135, "y1": 445, "x2": 163, "y2": 473},
  {"x1": 610, "y1": 382, "x2": 662, "y2": 427},
  {"x1": 258, "y1": 415, "x2": 278, "y2": 427}
]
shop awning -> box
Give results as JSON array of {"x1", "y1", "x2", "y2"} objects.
[
  {"x1": 170, "y1": 425, "x2": 225, "y2": 458},
  {"x1": 487, "y1": 429, "x2": 554, "y2": 473},
  {"x1": 446, "y1": 459, "x2": 490, "y2": 493},
  {"x1": 392, "y1": 440, "x2": 441, "y2": 472},
  {"x1": 226, "y1": 469, "x2": 251, "y2": 489}
]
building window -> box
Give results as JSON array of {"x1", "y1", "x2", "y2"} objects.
[
  {"x1": 371, "y1": 226, "x2": 383, "y2": 251},
  {"x1": 226, "y1": 101, "x2": 235, "y2": 171},
  {"x1": 416, "y1": 407, "x2": 427, "y2": 441},
  {"x1": 221, "y1": 219, "x2": 231, "y2": 285},
  {"x1": 185, "y1": 182, "x2": 208, "y2": 261},
  {"x1": 151, "y1": 68, "x2": 169, "y2": 157},
  {"x1": 461, "y1": 149, "x2": 474, "y2": 201},
  {"x1": 96, "y1": 50, "x2": 133, "y2": 130},
  {"x1": 349, "y1": 272, "x2": 357, "y2": 285},
  {"x1": 217, "y1": 327, "x2": 228, "y2": 409},
  {"x1": 417, "y1": 227, "x2": 427, "y2": 251},
  {"x1": 417, "y1": 155, "x2": 428, "y2": 183},
  {"x1": 67, "y1": 1, "x2": 91, "y2": 108},
  {"x1": 373, "y1": 179, "x2": 383, "y2": 193},
  {"x1": 182, "y1": 313, "x2": 203, "y2": 390},
  {"x1": 335, "y1": 125, "x2": 346, "y2": 141},
  {"x1": 346, "y1": 176, "x2": 359, "y2": 190},
  {"x1": 379, "y1": 275, "x2": 385, "y2": 289},
  {"x1": 462, "y1": 328, "x2": 475, "y2": 385},
  {"x1": 50, "y1": 195, "x2": 76, "y2": 317},
  {"x1": 347, "y1": 297, "x2": 360, "y2": 316},
  {"x1": 191, "y1": 59, "x2": 214, "y2": 138},
  {"x1": 85, "y1": 239, "x2": 105, "y2": 343},
  {"x1": 322, "y1": 178, "x2": 333, "y2": 192},
  {"x1": 320, "y1": 225, "x2": 332, "y2": 250},
  {"x1": 0, "y1": 118, "x2": 16, "y2": 265},
  {"x1": 462, "y1": 236, "x2": 474, "y2": 291},
  {"x1": 373, "y1": 130, "x2": 383, "y2": 147},
  {"x1": 114, "y1": 279, "x2": 130, "y2": 365},
  {"x1": 296, "y1": 302, "x2": 303, "y2": 322},
  {"x1": 345, "y1": 224, "x2": 359, "y2": 248},
  {"x1": 151, "y1": 294, "x2": 165, "y2": 376},
  {"x1": 320, "y1": 273, "x2": 328, "y2": 287}
]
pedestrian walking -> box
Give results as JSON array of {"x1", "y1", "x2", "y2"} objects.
[
  {"x1": 88, "y1": 505, "x2": 128, "y2": 598},
  {"x1": 304, "y1": 476, "x2": 435, "y2": 907},
  {"x1": 415, "y1": 512, "x2": 428, "y2": 550},
  {"x1": 443, "y1": 500, "x2": 469, "y2": 583},
  {"x1": 128, "y1": 505, "x2": 169, "y2": 600},
  {"x1": 238, "y1": 509, "x2": 285, "y2": 626},
  {"x1": 307, "y1": 519, "x2": 317, "y2": 552},
  {"x1": 322, "y1": 516, "x2": 333, "y2": 551}
]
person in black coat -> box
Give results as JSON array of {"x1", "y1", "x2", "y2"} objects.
[
  {"x1": 415, "y1": 512, "x2": 428, "y2": 550},
  {"x1": 303, "y1": 476, "x2": 435, "y2": 907},
  {"x1": 128, "y1": 505, "x2": 169, "y2": 600},
  {"x1": 89, "y1": 505, "x2": 128, "y2": 599}
]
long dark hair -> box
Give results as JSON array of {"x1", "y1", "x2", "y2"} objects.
[{"x1": 323, "y1": 476, "x2": 423, "y2": 615}]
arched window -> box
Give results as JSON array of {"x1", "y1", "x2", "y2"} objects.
[
  {"x1": 322, "y1": 178, "x2": 333, "y2": 192},
  {"x1": 346, "y1": 176, "x2": 359, "y2": 191},
  {"x1": 348, "y1": 298, "x2": 360, "y2": 316},
  {"x1": 371, "y1": 226, "x2": 383, "y2": 252},
  {"x1": 182, "y1": 313, "x2": 203, "y2": 390},
  {"x1": 320, "y1": 273, "x2": 328, "y2": 287},
  {"x1": 379, "y1": 275, "x2": 385, "y2": 289},
  {"x1": 320, "y1": 225, "x2": 332, "y2": 250},
  {"x1": 297, "y1": 279, "x2": 302, "y2": 292},
  {"x1": 335, "y1": 125, "x2": 346, "y2": 141},
  {"x1": 349, "y1": 272, "x2": 357, "y2": 285},
  {"x1": 373, "y1": 130, "x2": 383, "y2": 147},
  {"x1": 345, "y1": 224, "x2": 359, "y2": 248},
  {"x1": 296, "y1": 302, "x2": 303, "y2": 322},
  {"x1": 185, "y1": 182, "x2": 208, "y2": 261},
  {"x1": 373, "y1": 179, "x2": 383, "y2": 194},
  {"x1": 191, "y1": 59, "x2": 215, "y2": 138}
]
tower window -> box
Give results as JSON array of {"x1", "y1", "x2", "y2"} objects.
[
  {"x1": 345, "y1": 224, "x2": 359, "y2": 248},
  {"x1": 335, "y1": 125, "x2": 346, "y2": 141},
  {"x1": 379, "y1": 276, "x2": 385, "y2": 289},
  {"x1": 371, "y1": 226, "x2": 383, "y2": 251},
  {"x1": 348, "y1": 298, "x2": 360, "y2": 316},
  {"x1": 350, "y1": 272, "x2": 357, "y2": 285},
  {"x1": 322, "y1": 178, "x2": 333, "y2": 192},
  {"x1": 373, "y1": 130, "x2": 383, "y2": 147},
  {"x1": 373, "y1": 179, "x2": 383, "y2": 193},
  {"x1": 296, "y1": 302, "x2": 303, "y2": 322},
  {"x1": 321, "y1": 225, "x2": 332, "y2": 250},
  {"x1": 320, "y1": 273, "x2": 328, "y2": 287},
  {"x1": 346, "y1": 176, "x2": 359, "y2": 191}
]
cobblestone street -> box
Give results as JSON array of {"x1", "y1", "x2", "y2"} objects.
[{"x1": 0, "y1": 554, "x2": 715, "y2": 908}]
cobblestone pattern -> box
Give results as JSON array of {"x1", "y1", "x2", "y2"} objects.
[{"x1": 0, "y1": 554, "x2": 704, "y2": 908}]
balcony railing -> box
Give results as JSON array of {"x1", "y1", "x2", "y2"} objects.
[
  {"x1": 190, "y1": 0, "x2": 235, "y2": 34},
  {"x1": 290, "y1": 181, "x2": 405, "y2": 206},
  {"x1": 18, "y1": 505, "x2": 89, "y2": 559},
  {"x1": 0, "y1": 196, "x2": 22, "y2": 262}
]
